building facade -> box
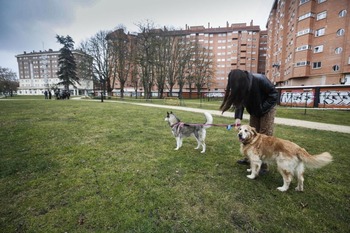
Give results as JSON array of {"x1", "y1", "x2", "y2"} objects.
[
  {"x1": 15, "y1": 49, "x2": 94, "y2": 96},
  {"x1": 266, "y1": 0, "x2": 350, "y2": 86},
  {"x1": 109, "y1": 22, "x2": 267, "y2": 94},
  {"x1": 173, "y1": 23, "x2": 265, "y2": 91}
]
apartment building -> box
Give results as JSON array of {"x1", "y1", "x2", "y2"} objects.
[
  {"x1": 177, "y1": 23, "x2": 264, "y2": 91},
  {"x1": 266, "y1": 0, "x2": 350, "y2": 86},
  {"x1": 15, "y1": 49, "x2": 94, "y2": 95},
  {"x1": 109, "y1": 22, "x2": 266, "y2": 94}
]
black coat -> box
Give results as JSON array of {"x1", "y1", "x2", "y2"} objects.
[{"x1": 234, "y1": 73, "x2": 278, "y2": 119}]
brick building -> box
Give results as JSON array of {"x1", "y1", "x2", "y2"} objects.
[
  {"x1": 266, "y1": 0, "x2": 350, "y2": 86},
  {"x1": 171, "y1": 23, "x2": 266, "y2": 92},
  {"x1": 109, "y1": 22, "x2": 267, "y2": 95}
]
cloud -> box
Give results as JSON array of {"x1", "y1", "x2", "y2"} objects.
[{"x1": 0, "y1": 0, "x2": 95, "y2": 52}]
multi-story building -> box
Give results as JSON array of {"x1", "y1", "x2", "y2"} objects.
[
  {"x1": 15, "y1": 49, "x2": 94, "y2": 95},
  {"x1": 266, "y1": 0, "x2": 350, "y2": 86},
  {"x1": 109, "y1": 22, "x2": 267, "y2": 94},
  {"x1": 172, "y1": 22, "x2": 265, "y2": 92}
]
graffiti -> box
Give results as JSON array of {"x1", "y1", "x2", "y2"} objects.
[
  {"x1": 319, "y1": 91, "x2": 350, "y2": 106},
  {"x1": 277, "y1": 86, "x2": 350, "y2": 108},
  {"x1": 280, "y1": 90, "x2": 314, "y2": 106}
]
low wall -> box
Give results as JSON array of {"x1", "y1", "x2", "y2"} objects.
[{"x1": 277, "y1": 85, "x2": 350, "y2": 109}]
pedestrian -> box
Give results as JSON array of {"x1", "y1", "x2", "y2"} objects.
[
  {"x1": 220, "y1": 69, "x2": 278, "y2": 174},
  {"x1": 44, "y1": 90, "x2": 48, "y2": 99},
  {"x1": 55, "y1": 90, "x2": 60, "y2": 99},
  {"x1": 48, "y1": 90, "x2": 52, "y2": 99}
]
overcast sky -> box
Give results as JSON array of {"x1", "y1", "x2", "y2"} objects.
[{"x1": 0, "y1": 0, "x2": 275, "y2": 76}]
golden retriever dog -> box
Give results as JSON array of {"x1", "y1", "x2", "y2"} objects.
[{"x1": 237, "y1": 125, "x2": 333, "y2": 192}]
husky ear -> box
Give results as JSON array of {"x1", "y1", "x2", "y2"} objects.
[{"x1": 170, "y1": 111, "x2": 173, "y2": 114}]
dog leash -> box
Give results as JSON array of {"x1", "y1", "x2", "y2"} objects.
[{"x1": 172, "y1": 122, "x2": 241, "y2": 130}]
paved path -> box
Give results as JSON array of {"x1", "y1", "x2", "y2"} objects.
[
  {"x1": 110, "y1": 100, "x2": 350, "y2": 134},
  {"x1": 3, "y1": 97, "x2": 348, "y2": 133}
]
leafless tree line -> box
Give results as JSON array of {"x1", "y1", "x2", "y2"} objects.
[
  {"x1": 0, "y1": 66, "x2": 18, "y2": 97},
  {"x1": 79, "y1": 21, "x2": 215, "y2": 99}
]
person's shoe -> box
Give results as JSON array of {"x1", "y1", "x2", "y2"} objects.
[
  {"x1": 259, "y1": 169, "x2": 269, "y2": 175},
  {"x1": 237, "y1": 158, "x2": 250, "y2": 165}
]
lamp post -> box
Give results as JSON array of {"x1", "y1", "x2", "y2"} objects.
[
  {"x1": 100, "y1": 78, "x2": 105, "y2": 102},
  {"x1": 303, "y1": 88, "x2": 312, "y2": 115}
]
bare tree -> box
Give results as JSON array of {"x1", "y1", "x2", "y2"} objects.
[
  {"x1": 107, "y1": 27, "x2": 136, "y2": 98},
  {"x1": 186, "y1": 41, "x2": 214, "y2": 98},
  {"x1": 135, "y1": 20, "x2": 159, "y2": 99},
  {"x1": 175, "y1": 37, "x2": 194, "y2": 98},
  {"x1": 75, "y1": 48, "x2": 94, "y2": 96},
  {"x1": 193, "y1": 44, "x2": 215, "y2": 95},
  {"x1": 0, "y1": 67, "x2": 18, "y2": 97},
  {"x1": 162, "y1": 32, "x2": 190, "y2": 98},
  {"x1": 153, "y1": 27, "x2": 172, "y2": 98},
  {"x1": 80, "y1": 30, "x2": 111, "y2": 99}
]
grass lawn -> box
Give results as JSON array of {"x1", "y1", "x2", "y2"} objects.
[{"x1": 0, "y1": 98, "x2": 349, "y2": 232}]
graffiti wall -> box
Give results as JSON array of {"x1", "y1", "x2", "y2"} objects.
[
  {"x1": 277, "y1": 85, "x2": 350, "y2": 109},
  {"x1": 319, "y1": 87, "x2": 350, "y2": 108},
  {"x1": 280, "y1": 89, "x2": 315, "y2": 107}
]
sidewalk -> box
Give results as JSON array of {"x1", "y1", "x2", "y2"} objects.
[{"x1": 113, "y1": 101, "x2": 350, "y2": 134}]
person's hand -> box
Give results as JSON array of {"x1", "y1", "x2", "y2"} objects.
[{"x1": 235, "y1": 119, "x2": 241, "y2": 129}]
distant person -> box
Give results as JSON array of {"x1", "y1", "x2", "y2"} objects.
[
  {"x1": 220, "y1": 69, "x2": 278, "y2": 173},
  {"x1": 44, "y1": 90, "x2": 48, "y2": 99},
  {"x1": 55, "y1": 90, "x2": 60, "y2": 99},
  {"x1": 48, "y1": 90, "x2": 52, "y2": 99}
]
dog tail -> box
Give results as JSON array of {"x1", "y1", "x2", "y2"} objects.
[
  {"x1": 203, "y1": 112, "x2": 213, "y2": 129},
  {"x1": 300, "y1": 149, "x2": 333, "y2": 169}
]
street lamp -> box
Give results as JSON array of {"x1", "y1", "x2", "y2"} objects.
[{"x1": 100, "y1": 78, "x2": 105, "y2": 102}]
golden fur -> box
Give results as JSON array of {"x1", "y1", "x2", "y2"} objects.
[{"x1": 237, "y1": 125, "x2": 333, "y2": 192}]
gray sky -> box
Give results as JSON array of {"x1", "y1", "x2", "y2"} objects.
[{"x1": 0, "y1": 0, "x2": 275, "y2": 76}]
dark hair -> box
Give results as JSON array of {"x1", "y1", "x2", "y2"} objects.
[{"x1": 220, "y1": 69, "x2": 250, "y2": 113}]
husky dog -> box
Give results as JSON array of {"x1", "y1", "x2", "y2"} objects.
[{"x1": 165, "y1": 112, "x2": 213, "y2": 153}]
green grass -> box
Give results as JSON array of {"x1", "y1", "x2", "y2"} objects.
[{"x1": 0, "y1": 98, "x2": 349, "y2": 232}]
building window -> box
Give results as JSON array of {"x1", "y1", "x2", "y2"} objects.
[
  {"x1": 335, "y1": 47, "x2": 343, "y2": 54},
  {"x1": 339, "y1": 10, "x2": 347, "y2": 17},
  {"x1": 332, "y1": 65, "x2": 340, "y2": 71},
  {"x1": 314, "y1": 45, "x2": 324, "y2": 53},
  {"x1": 318, "y1": 0, "x2": 326, "y2": 3},
  {"x1": 297, "y1": 28, "x2": 312, "y2": 36},
  {"x1": 295, "y1": 61, "x2": 310, "y2": 67},
  {"x1": 312, "y1": 62, "x2": 322, "y2": 69},
  {"x1": 337, "y1": 29, "x2": 345, "y2": 36},
  {"x1": 300, "y1": 0, "x2": 310, "y2": 5},
  {"x1": 315, "y1": 28, "x2": 325, "y2": 37},
  {"x1": 317, "y1": 11, "x2": 327, "y2": 20},
  {"x1": 296, "y1": 45, "x2": 311, "y2": 51},
  {"x1": 298, "y1": 12, "x2": 314, "y2": 21}
]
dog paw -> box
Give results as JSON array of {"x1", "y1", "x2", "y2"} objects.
[
  {"x1": 174, "y1": 148, "x2": 179, "y2": 150},
  {"x1": 247, "y1": 169, "x2": 252, "y2": 172},
  {"x1": 277, "y1": 187, "x2": 288, "y2": 192},
  {"x1": 295, "y1": 187, "x2": 304, "y2": 192},
  {"x1": 247, "y1": 174, "x2": 255, "y2": 179},
  {"x1": 200, "y1": 150, "x2": 205, "y2": 153}
]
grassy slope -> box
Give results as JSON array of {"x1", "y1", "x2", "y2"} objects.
[{"x1": 0, "y1": 99, "x2": 349, "y2": 232}]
